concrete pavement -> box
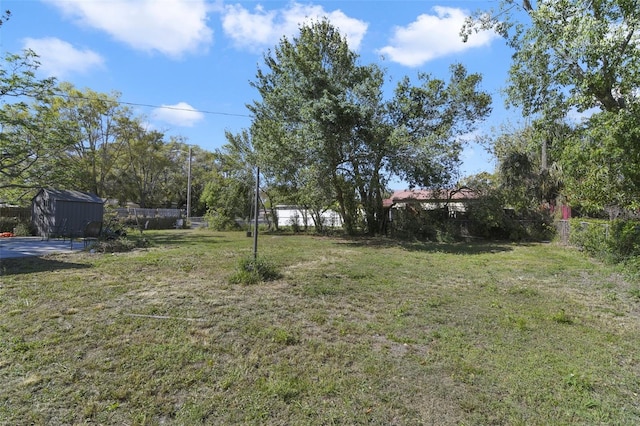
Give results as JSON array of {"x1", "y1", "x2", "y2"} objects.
[{"x1": 0, "y1": 237, "x2": 85, "y2": 259}]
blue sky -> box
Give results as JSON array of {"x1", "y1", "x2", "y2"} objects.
[{"x1": 1, "y1": 0, "x2": 523, "y2": 187}]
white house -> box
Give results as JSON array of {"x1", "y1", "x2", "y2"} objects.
[{"x1": 275, "y1": 205, "x2": 343, "y2": 229}]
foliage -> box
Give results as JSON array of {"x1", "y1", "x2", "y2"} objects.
[
  {"x1": 201, "y1": 131, "x2": 255, "y2": 231},
  {"x1": 250, "y1": 20, "x2": 491, "y2": 235},
  {"x1": 465, "y1": 0, "x2": 640, "y2": 116},
  {"x1": 560, "y1": 106, "x2": 640, "y2": 212},
  {"x1": 204, "y1": 210, "x2": 241, "y2": 231},
  {"x1": 489, "y1": 122, "x2": 567, "y2": 213},
  {"x1": 0, "y1": 67, "x2": 208, "y2": 210},
  {"x1": 0, "y1": 50, "x2": 65, "y2": 201},
  {"x1": 51, "y1": 83, "x2": 133, "y2": 197},
  {"x1": 0, "y1": 217, "x2": 33, "y2": 235},
  {"x1": 91, "y1": 236, "x2": 150, "y2": 253},
  {"x1": 391, "y1": 208, "x2": 447, "y2": 241},
  {"x1": 465, "y1": 0, "x2": 640, "y2": 212},
  {"x1": 388, "y1": 64, "x2": 492, "y2": 187},
  {"x1": 110, "y1": 118, "x2": 174, "y2": 208},
  {"x1": 465, "y1": 193, "x2": 509, "y2": 239},
  {"x1": 569, "y1": 219, "x2": 640, "y2": 266}
]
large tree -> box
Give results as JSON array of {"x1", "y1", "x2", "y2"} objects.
[
  {"x1": 464, "y1": 0, "x2": 640, "y2": 211},
  {"x1": 52, "y1": 83, "x2": 130, "y2": 197},
  {"x1": 489, "y1": 121, "x2": 569, "y2": 212},
  {"x1": 0, "y1": 51, "x2": 69, "y2": 204},
  {"x1": 464, "y1": 0, "x2": 640, "y2": 115},
  {"x1": 107, "y1": 118, "x2": 173, "y2": 208},
  {"x1": 249, "y1": 20, "x2": 491, "y2": 235},
  {"x1": 559, "y1": 105, "x2": 640, "y2": 213}
]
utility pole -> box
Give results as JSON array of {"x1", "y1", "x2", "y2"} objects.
[
  {"x1": 187, "y1": 145, "x2": 192, "y2": 224},
  {"x1": 253, "y1": 167, "x2": 259, "y2": 260}
]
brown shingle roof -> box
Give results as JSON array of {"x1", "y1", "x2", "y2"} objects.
[{"x1": 385, "y1": 188, "x2": 477, "y2": 205}]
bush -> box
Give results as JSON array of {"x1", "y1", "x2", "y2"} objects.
[
  {"x1": 608, "y1": 220, "x2": 640, "y2": 262},
  {"x1": 465, "y1": 195, "x2": 508, "y2": 239},
  {"x1": 90, "y1": 236, "x2": 150, "y2": 253},
  {"x1": 569, "y1": 219, "x2": 640, "y2": 264},
  {"x1": 463, "y1": 196, "x2": 554, "y2": 242},
  {"x1": 12, "y1": 222, "x2": 33, "y2": 236},
  {"x1": 0, "y1": 217, "x2": 34, "y2": 235},
  {"x1": 229, "y1": 256, "x2": 281, "y2": 285},
  {"x1": 205, "y1": 211, "x2": 240, "y2": 231}
]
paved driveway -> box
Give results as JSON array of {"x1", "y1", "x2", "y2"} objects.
[{"x1": 0, "y1": 237, "x2": 84, "y2": 259}]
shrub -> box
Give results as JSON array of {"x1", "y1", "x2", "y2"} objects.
[
  {"x1": 569, "y1": 219, "x2": 609, "y2": 257},
  {"x1": 607, "y1": 220, "x2": 640, "y2": 262},
  {"x1": 229, "y1": 256, "x2": 281, "y2": 285},
  {"x1": 205, "y1": 211, "x2": 240, "y2": 231},
  {"x1": 569, "y1": 219, "x2": 640, "y2": 264},
  {"x1": 90, "y1": 237, "x2": 150, "y2": 253},
  {"x1": 465, "y1": 194, "x2": 507, "y2": 239},
  {"x1": 0, "y1": 218, "x2": 34, "y2": 236},
  {"x1": 12, "y1": 222, "x2": 33, "y2": 236},
  {"x1": 465, "y1": 196, "x2": 554, "y2": 242}
]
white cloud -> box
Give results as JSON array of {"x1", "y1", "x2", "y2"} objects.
[
  {"x1": 22, "y1": 37, "x2": 105, "y2": 78},
  {"x1": 152, "y1": 102, "x2": 204, "y2": 127},
  {"x1": 44, "y1": 0, "x2": 213, "y2": 58},
  {"x1": 222, "y1": 2, "x2": 368, "y2": 52},
  {"x1": 378, "y1": 7, "x2": 497, "y2": 67}
]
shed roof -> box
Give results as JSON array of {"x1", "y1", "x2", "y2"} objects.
[{"x1": 35, "y1": 188, "x2": 104, "y2": 204}]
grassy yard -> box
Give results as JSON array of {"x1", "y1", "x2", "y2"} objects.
[{"x1": 1, "y1": 230, "x2": 639, "y2": 425}]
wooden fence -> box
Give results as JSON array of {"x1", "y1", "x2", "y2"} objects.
[{"x1": 0, "y1": 207, "x2": 31, "y2": 222}]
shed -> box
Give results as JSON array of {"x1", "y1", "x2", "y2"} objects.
[{"x1": 32, "y1": 189, "x2": 104, "y2": 239}]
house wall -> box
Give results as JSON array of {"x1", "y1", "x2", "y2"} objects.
[{"x1": 276, "y1": 206, "x2": 343, "y2": 228}]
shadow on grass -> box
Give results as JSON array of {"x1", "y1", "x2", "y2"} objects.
[
  {"x1": 1, "y1": 257, "x2": 91, "y2": 276},
  {"x1": 143, "y1": 230, "x2": 232, "y2": 247},
  {"x1": 337, "y1": 236, "x2": 515, "y2": 255}
]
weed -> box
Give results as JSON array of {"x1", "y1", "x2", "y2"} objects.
[
  {"x1": 507, "y1": 286, "x2": 539, "y2": 297},
  {"x1": 564, "y1": 372, "x2": 595, "y2": 393},
  {"x1": 229, "y1": 256, "x2": 281, "y2": 285},
  {"x1": 551, "y1": 309, "x2": 574, "y2": 324}
]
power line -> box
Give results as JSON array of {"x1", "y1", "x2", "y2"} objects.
[
  {"x1": 54, "y1": 93, "x2": 253, "y2": 118},
  {"x1": 117, "y1": 100, "x2": 253, "y2": 118}
]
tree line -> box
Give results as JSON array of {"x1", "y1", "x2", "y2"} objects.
[{"x1": 2, "y1": 1, "x2": 639, "y2": 236}]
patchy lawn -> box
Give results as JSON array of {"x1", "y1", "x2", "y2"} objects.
[{"x1": 1, "y1": 230, "x2": 639, "y2": 425}]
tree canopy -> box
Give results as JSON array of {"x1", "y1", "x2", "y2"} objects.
[
  {"x1": 465, "y1": 0, "x2": 640, "y2": 212},
  {"x1": 249, "y1": 20, "x2": 491, "y2": 234}
]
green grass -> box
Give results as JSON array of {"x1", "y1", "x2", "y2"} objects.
[{"x1": 1, "y1": 230, "x2": 639, "y2": 425}]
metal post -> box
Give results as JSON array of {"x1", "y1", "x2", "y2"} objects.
[
  {"x1": 187, "y1": 145, "x2": 192, "y2": 224},
  {"x1": 253, "y1": 167, "x2": 259, "y2": 260}
]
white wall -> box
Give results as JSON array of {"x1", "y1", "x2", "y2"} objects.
[{"x1": 275, "y1": 206, "x2": 343, "y2": 228}]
